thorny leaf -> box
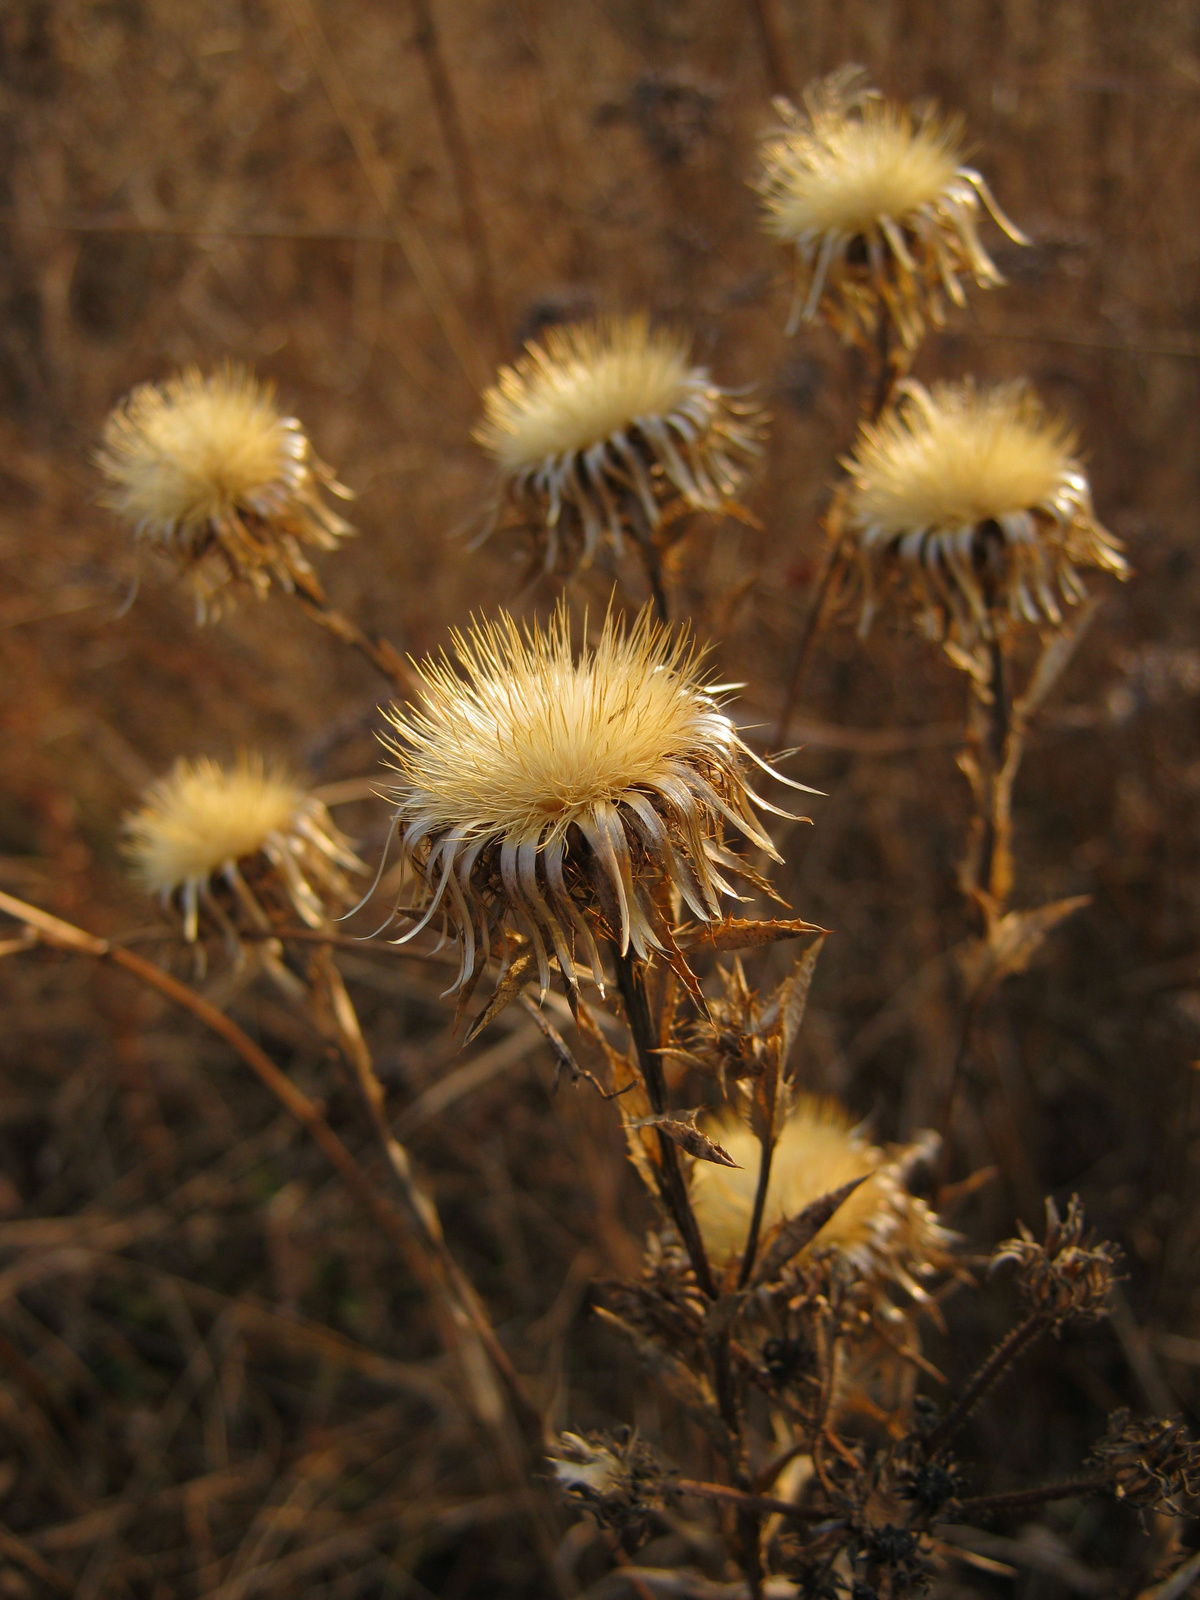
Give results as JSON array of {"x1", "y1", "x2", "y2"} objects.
[
  {"x1": 751, "y1": 1175, "x2": 869, "y2": 1287},
  {"x1": 775, "y1": 935, "x2": 825, "y2": 1071},
  {"x1": 518, "y1": 994, "x2": 618, "y2": 1099},
  {"x1": 676, "y1": 914, "x2": 826, "y2": 953},
  {"x1": 1017, "y1": 597, "x2": 1100, "y2": 723},
  {"x1": 465, "y1": 945, "x2": 538, "y2": 1042},
  {"x1": 959, "y1": 897, "x2": 1090, "y2": 1004},
  {"x1": 627, "y1": 1112, "x2": 740, "y2": 1168}
]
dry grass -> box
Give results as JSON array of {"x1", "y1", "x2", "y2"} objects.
[{"x1": 2, "y1": 1, "x2": 1200, "y2": 1594}]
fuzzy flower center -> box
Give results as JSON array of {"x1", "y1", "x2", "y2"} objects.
[
  {"x1": 476, "y1": 318, "x2": 704, "y2": 474},
  {"x1": 389, "y1": 610, "x2": 726, "y2": 843},
  {"x1": 846, "y1": 383, "x2": 1078, "y2": 537},
  {"x1": 101, "y1": 367, "x2": 293, "y2": 530},
  {"x1": 767, "y1": 106, "x2": 963, "y2": 238},
  {"x1": 126, "y1": 758, "x2": 303, "y2": 892}
]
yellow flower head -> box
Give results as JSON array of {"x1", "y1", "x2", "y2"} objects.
[
  {"x1": 474, "y1": 315, "x2": 765, "y2": 573},
  {"x1": 689, "y1": 1096, "x2": 952, "y2": 1296},
  {"x1": 98, "y1": 365, "x2": 353, "y2": 618},
  {"x1": 383, "y1": 603, "x2": 808, "y2": 997},
  {"x1": 842, "y1": 378, "x2": 1129, "y2": 644},
  {"x1": 756, "y1": 67, "x2": 1026, "y2": 351},
  {"x1": 124, "y1": 755, "x2": 364, "y2": 941}
]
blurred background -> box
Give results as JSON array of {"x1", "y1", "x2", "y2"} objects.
[{"x1": 2, "y1": 1, "x2": 1200, "y2": 1594}]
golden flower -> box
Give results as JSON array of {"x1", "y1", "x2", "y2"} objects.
[
  {"x1": 756, "y1": 66, "x2": 1026, "y2": 352},
  {"x1": 473, "y1": 315, "x2": 765, "y2": 574},
  {"x1": 98, "y1": 364, "x2": 353, "y2": 618},
  {"x1": 382, "y1": 602, "x2": 807, "y2": 998},
  {"x1": 689, "y1": 1096, "x2": 952, "y2": 1299},
  {"x1": 842, "y1": 379, "x2": 1128, "y2": 645},
  {"x1": 124, "y1": 755, "x2": 364, "y2": 942}
]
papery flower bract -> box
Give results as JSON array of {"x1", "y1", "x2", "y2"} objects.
[
  {"x1": 473, "y1": 315, "x2": 766, "y2": 574},
  {"x1": 756, "y1": 66, "x2": 1026, "y2": 352},
  {"x1": 382, "y1": 603, "x2": 806, "y2": 999},
  {"x1": 124, "y1": 755, "x2": 365, "y2": 942},
  {"x1": 842, "y1": 378, "x2": 1128, "y2": 647},
  {"x1": 689, "y1": 1095, "x2": 952, "y2": 1301},
  {"x1": 98, "y1": 364, "x2": 353, "y2": 618}
]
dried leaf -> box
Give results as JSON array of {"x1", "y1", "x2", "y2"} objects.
[
  {"x1": 627, "y1": 1114, "x2": 740, "y2": 1168},
  {"x1": 1018, "y1": 598, "x2": 1100, "y2": 723},
  {"x1": 677, "y1": 915, "x2": 826, "y2": 954},
  {"x1": 960, "y1": 897, "x2": 1090, "y2": 1003},
  {"x1": 751, "y1": 1175, "x2": 869, "y2": 1287},
  {"x1": 775, "y1": 934, "x2": 825, "y2": 1070},
  {"x1": 465, "y1": 946, "x2": 537, "y2": 1042}
]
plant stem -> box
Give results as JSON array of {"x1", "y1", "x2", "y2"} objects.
[
  {"x1": 675, "y1": 1478, "x2": 834, "y2": 1525},
  {"x1": 774, "y1": 534, "x2": 842, "y2": 749},
  {"x1": 612, "y1": 946, "x2": 715, "y2": 1299},
  {"x1": 949, "y1": 1477, "x2": 1108, "y2": 1520},
  {"x1": 975, "y1": 629, "x2": 1012, "y2": 907},
  {"x1": 924, "y1": 1312, "x2": 1047, "y2": 1457},
  {"x1": 292, "y1": 569, "x2": 424, "y2": 699},
  {"x1": 738, "y1": 1133, "x2": 775, "y2": 1288}
]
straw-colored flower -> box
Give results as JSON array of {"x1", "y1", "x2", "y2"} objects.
[
  {"x1": 842, "y1": 378, "x2": 1128, "y2": 644},
  {"x1": 98, "y1": 365, "x2": 353, "y2": 618},
  {"x1": 689, "y1": 1096, "x2": 951, "y2": 1299},
  {"x1": 125, "y1": 755, "x2": 364, "y2": 942},
  {"x1": 383, "y1": 603, "x2": 807, "y2": 998},
  {"x1": 473, "y1": 315, "x2": 766, "y2": 573},
  {"x1": 756, "y1": 66, "x2": 1026, "y2": 352}
]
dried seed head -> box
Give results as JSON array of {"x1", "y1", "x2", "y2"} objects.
[
  {"x1": 756, "y1": 66, "x2": 1026, "y2": 349},
  {"x1": 383, "y1": 602, "x2": 807, "y2": 997},
  {"x1": 842, "y1": 379, "x2": 1128, "y2": 647},
  {"x1": 124, "y1": 755, "x2": 365, "y2": 942},
  {"x1": 98, "y1": 365, "x2": 353, "y2": 618},
  {"x1": 1090, "y1": 1410, "x2": 1200, "y2": 1516},
  {"x1": 992, "y1": 1196, "x2": 1119, "y2": 1325},
  {"x1": 474, "y1": 315, "x2": 765, "y2": 574},
  {"x1": 689, "y1": 1096, "x2": 953, "y2": 1296},
  {"x1": 547, "y1": 1430, "x2": 669, "y2": 1537}
]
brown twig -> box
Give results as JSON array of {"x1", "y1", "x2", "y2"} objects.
[
  {"x1": 949, "y1": 1477, "x2": 1108, "y2": 1519},
  {"x1": 612, "y1": 946, "x2": 715, "y2": 1300},
  {"x1": 746, "y1": 0, "x2": 794, "y2": 98},
  {"x1": 675, "y1": 1477, "x2": 834, "y2": 1525},
  {"x1": 925, "y1": 1312, "x2": 1048, "y2": 1457},
  {"x1": 291, "y1": 569, "x2": 424, "y2": 699}
]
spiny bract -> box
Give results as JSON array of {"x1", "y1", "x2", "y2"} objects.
[
  {"x1": 756, "y1": 66, "x2": 1026, "y2": 351},
  {"x1": 98, "y1": 364, "x2": 352, "y2": 617},
  {"x1": 474, "y1": 315, "x2": 764, "y2": 573},
  {"x1": 383, "y1": 603, "x2": 805, "y2": 997},
  {"x1": 842, "y1": 378, "x2": 1128, "y2": 643}
]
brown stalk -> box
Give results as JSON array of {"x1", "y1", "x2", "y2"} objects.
[
  {"x1": 611, "y1": 946, "x2": 715, "y2": 1300},
  {"x1": 291, "y1": 568, "x2": 425, "y2": 699},
  {"x1": 949, "y1": 1477, "x2": 1108, "y2": 1519},
  {"x1": 924, "y1": 1312, "x2": 1048, "y2": 1457},
  {"x1": 675, "y1": 1477, "x2": 834, "y2": 1525}
]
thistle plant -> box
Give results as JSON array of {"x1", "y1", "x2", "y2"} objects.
[
  {"x1": 474, "y1": 315, "x2": 767, "y2": 617},
  {"x1": 124, "y1": 754, "x2": 364, "y2": 947},
  {"x1": 98, "y1": 364, "x2": 353, "y2": 619},
  {"x1": 756, "y1": 66, "x2": 1026, "y2": 374}
]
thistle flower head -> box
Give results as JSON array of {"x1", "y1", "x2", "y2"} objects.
[
  {"x1": 547, "y1": 1430, "x2": 669, "y2": 1537},
  {"x1": 1090, "y1": 1410, "x2": 1200, "y2": 1516},
  {"x1": 124, "y1": 755, "x2": 364, "y2": 942},
  {"x1": 98, "y1": 364, "x2": 352, "y2": 618},
  {"x1": 383, "y1": 602, "x2": 805, "y2": 999},
  {"x1": 992, "y1": 1195, "x2": 1119, "y2": 1325},
  {"x1": 473, "y1": 315, "x2": 765, "y2": 574},
  {"x1": 689, "y1": 1096, "x2": 952, "y2": 1296},
  {"x1": 842, "y1": 379, "x2": 1128, "y2": 647},
  {"x1": 756, "y1": 66, "x2": 1026, "y2": 350}
]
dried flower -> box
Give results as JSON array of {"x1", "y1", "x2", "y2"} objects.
[
  {"x1": 98, "y1": 364, "x2": 353, "y2": 618},
  {"x1": 689, "y1": 1096, "x2": 952, "y2": 1296},
  {"x1": 992, "y1": 1196, "x2": 1119, "y2": 1326},
  {"x1": 473, "y1": 315, "x2": 765, "y2": 574},
  {"x1": 756, "y1": 66, "x2": 1026, "y2": 350},
  {"x1": 1090, "y1": 1410, "x2": 1200, "y2": 1516},
  {"x1": 124, "y1": 755, "x2": 364, "y2": 942},
  {"x1": 841, "y1": 379, "x2": 1128, "y2": 646},
  {"x1": 547, "y1": 1429, "x2": 670, "y2": 1536},
  {"x1": 382, "y1": 602, "x2": 806, "y2": 998}
]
